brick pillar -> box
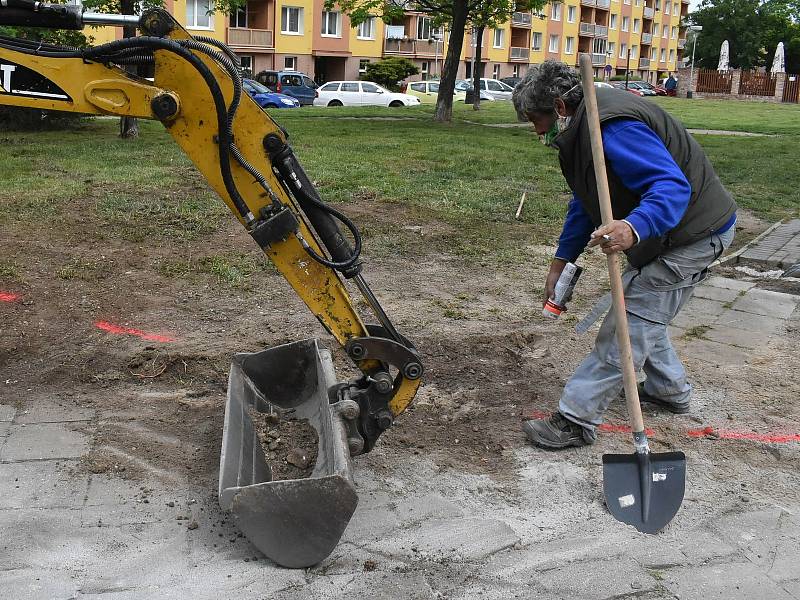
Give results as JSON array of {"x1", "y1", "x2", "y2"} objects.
[
  {"x1": 677, "y1": 66, "x2": 693, "y2": 97},
  {"x1": 731, "y1": 68, "x2": 741, "y2": 95},
  {"x1": 775, "y1": 72, "x2": 787, "y2": 102}
]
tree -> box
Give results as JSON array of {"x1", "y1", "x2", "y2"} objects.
[{"x1": 363, "y1": 57, "x2": 419, "y2": 90}]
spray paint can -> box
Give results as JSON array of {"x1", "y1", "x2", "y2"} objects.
[{"x1": 543, "y1": 262, "x2": 583, "y2": 319}]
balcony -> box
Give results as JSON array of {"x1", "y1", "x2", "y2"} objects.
[
  {"x1": 641, "y1": 33, "x2": 653, "y2": 44},
  {"x1": 596, "y1": 0, "x2": 611, "y2": 8},
  {"x1": 579, "y1": 22, "x2": 595, "y2": 36},
  {"x1": 580, "y1": 0, "x2": 596, "y2": 6},
  {"x1": 511, "y1": 11, "x2": 533, "y2": 27},
  {"x1": 595, "y1": 25, "x2": 608, "y2": 37},
  {"x1": 678, "y1": 38, "x2": 686, "y2": 49},
  {"x1": 384, "y1": 38, "x2": 444, "y2": 57},
  {"x1": 592, "y1": 53, "x2": 607, "y2": 65},
  {"x1": 510, "y1": 46, "x2": 530, "y2": 61},
  {"x1": 643, "y1": 6, "x2": 655, "y2": 18},
  {"x1": 639, "y1": 57, "x2": 651, "y2": 68},
  {"x1": 384, "y1": 39, "x2": 415, "y2": 54},
  {"x1": 227, "y1": 27, "x2": 274, "y2": 48}
]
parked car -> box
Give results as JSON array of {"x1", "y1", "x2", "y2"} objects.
[
  {"x1": 254, "y1": 70, "x2": 317, "y2": 105},
  {"x1": 243, "y1": 79, "x2": 300, "y2": 109},
  {"x1": 313, "y1": 81, "x2": 421, "y2": 107},
  {"x1": 479, "y1": 78, "x2": 515, "y2": 100},
  {"x1": 500, "y1": 76, "x2": 522, "y2": 89},
  {"x1": 611, "y1": 81, "x2": 646, "y2": 97},
  {"x1": 453, "y1": 80, "x2": 497, "y2": 102},
  {"x1": 594, "y1": 81, "x2": 614, "y2": 88},
  {"x1": 635, "y1": 80, "x2": 668, "y2": 96},
  {"x1": 626, "y1": 81, "x2": 658, "y2": 96},
  {"x1": 405, "y1": 80, "x2": 469, "y2": 104}
]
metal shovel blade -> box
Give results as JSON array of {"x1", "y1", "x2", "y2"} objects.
[
  {"x1": 218, "y1": 339, "x2": 359, "y2": 568},
  {"x1": 602, "y1": 450, "x2": 686, "y2": 534}
]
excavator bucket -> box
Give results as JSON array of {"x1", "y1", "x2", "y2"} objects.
[{"x1": 218, "y1": 339, "x2": 359, "y2": 568}]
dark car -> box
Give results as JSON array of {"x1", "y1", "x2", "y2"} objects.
[
  {"x1": 243, "y1": 79, "x2": 300, "y2": 109},
  {"x1": 626, "y1": 81, "x2": 659, "y2": 96},
  {"x1": 500, "y1": 76, "x2": 522, "y2": 89},
  {"x1": 254, "y1": 70, "x2": 317, "y2": 106}
]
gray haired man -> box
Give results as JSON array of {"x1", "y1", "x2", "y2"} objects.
[{"x1": 515, "y1": 61, "x2": 737, "y2": 449}]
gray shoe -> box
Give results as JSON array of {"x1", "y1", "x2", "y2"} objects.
[
  {"x1": 625, "y1": 384, "x2": 690, "y2": 414},
  {"x1": 522, "y1": 412, "x2": 596, "y2": 449}
]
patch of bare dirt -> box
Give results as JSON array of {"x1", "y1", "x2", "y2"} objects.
[{"x1": 250, "y1": 409, "x2": 318, "y2": 481}]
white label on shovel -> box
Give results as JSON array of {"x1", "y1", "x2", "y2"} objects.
[
  {"x1": 653, "y1": 472, "x2": 667, "y2": 482},
  {"x1": 618, "y1": 494, "x2": 636, "y2": 508}
]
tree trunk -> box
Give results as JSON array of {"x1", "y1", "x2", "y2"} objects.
[
  {"x1": 472, "y1": 25, "x2": 484, "y2": 111},
  {"x1": 119, "y1": 0, "x2": 139, "y2": 139},
  {"x1": 434, "y1": 0, "x2": 469, "y2": 123}
]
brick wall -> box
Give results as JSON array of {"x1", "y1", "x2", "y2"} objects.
[{"x1": 677, "y1": 67, "x2": 789, "y2": 103}]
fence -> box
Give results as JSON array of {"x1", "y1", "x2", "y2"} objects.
[
  {"x1": 696, "y1": 69, "x2": 732, "y2": 94},
  {"x1": 738, "y1": 70, "x2": 776, "y2": 96},
  {"x1": 782, "y1": 75, "x2": 800, "y2": 103}
]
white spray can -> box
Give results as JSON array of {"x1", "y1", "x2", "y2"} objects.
[{"x1": 543, "y1": 262, "x2": 583, "y2": 319}]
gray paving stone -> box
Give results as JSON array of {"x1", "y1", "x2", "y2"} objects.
[
  {"x1": 701, "y1": 326, "x2": 776, "y2": 350},
  {"x1": 0, "y1": 404, "x2": 16, "y2": 422},
  {"x1": 714, "y1": 309, "x2": 786, "y2": 335},
  {"x1": 677, "y1": 528, "x2": 739, "y2": 564},
  {"x1": 0, "y1": 569, "x2": 80, "y2": 600},
  {"x1": 0, "y1": 507, "x2": 82, "y2": 570},
  {"x1": 677, "y1": 338, "x2": 753, "y2": 366},
  {"x1": 273, "y1": 572, "x2": 435, "y2": 600},
  {"x1": 14, "y1": 403, "x2": 95, "y2": 424},
  {"x1": 732, "y1": 288, "x2": 800, "y2": 319},
  {"x1": 0, "y1": 422, "x2": 10, "y2": 438},
  {"x1": 693, "y1": 285, "x2": 745, "y2": 303},
  {"x1": 0, "y1": 423, "x2": 89, "y2": 462},
  {"x1": 705, "y1": 276, "x2": 756, "y2": 291},
  {"x1": 366, "y1": 517, "x2": 519, "y2": 561},
  {"x1": 782, "y1": 579, "x2": 800, "y2": 600},
  {"x1": 662, "y1": 563, "x2": 796, "y2": 599},
  {"x1": 393, "y1": 494, "x2": 464, "y2": 524},
  {"x1": 683, "y1": 297, "x2": 729, "y2": 318},
  {"x1": 536, "y1": 558, "x2": 657, "y2": 599},
  {"x1": 0, "y1": 461, "x2": 88, "y2": 509}
]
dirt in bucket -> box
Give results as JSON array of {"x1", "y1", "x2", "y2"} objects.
[{"x1": 250, "y1": 408, "x2": 319, "y2": 481}]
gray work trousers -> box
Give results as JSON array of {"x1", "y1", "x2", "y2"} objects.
[{"x1": 560, "y1": 226, "x2": 736, "y2": 430}]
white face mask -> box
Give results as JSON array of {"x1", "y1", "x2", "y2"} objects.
[{"x1": 556, "y1": 114, "x2": 572, "y2": 133}]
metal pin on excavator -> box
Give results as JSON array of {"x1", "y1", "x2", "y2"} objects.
[{"x1": 0, "y1": 3, "x2": 423, "y2": 567}]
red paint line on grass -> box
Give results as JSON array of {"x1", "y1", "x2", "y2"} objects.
[
  {"x1": 0, "y1": 291, "x2": 21, "y2": 302},
  {"x1": 688, "y1": 426, "x2": 800, "y2": 444},
  {"x1": 95, "y1": 320, "x2": 176, "y2": 343}
]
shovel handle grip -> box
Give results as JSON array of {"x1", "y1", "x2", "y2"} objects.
[{"x1": 578, "y1": 54, "x2": 646, "y2": 436}]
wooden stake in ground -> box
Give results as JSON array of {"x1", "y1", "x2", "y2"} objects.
[{"x1": 515, "y1": 192, "x2": 527, "y2": 220}]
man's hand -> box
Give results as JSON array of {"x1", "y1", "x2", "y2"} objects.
[
  {"x1": 544, "y1": 258, "x2": 568, "y2": 306},
  {"x1": 588, "y1": 220, "x2": 637, "y2": 255}
]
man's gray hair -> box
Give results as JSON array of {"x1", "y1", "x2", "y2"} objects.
[{"x1": 512, "y1": 60, "x2": 584, "y2": 121}]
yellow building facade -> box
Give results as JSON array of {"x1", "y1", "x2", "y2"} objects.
[{"x1": 84, "y1": 0, "x2": 688, "y2": 84}]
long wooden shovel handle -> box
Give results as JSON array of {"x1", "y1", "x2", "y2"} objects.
[{"x1": 578, "y1": 54, "x2": 646, "y2": 438}]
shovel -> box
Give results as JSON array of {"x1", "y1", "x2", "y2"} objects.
[{"x1": 578, "y1": 54, "x2": 685, "y2": 534}]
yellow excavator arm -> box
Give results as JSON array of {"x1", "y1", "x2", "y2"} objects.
[{"x1": 0, "y1": 3, "x2": 422, "y2": 455}]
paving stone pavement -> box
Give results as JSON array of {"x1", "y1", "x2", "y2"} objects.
[
  {"x1": 1, "y1": 276, "x2": 799, "y2": 599},
  {"x1": 739, "y1": 219, "x2": 800, "y2": 268}
]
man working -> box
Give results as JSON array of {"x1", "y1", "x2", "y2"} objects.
[
  {"x1": 514, "y1": 61, "x2": 737, "y2": 449},
  {"x1": 665, "y1": 73, "x2": 678, "y2": 96}
]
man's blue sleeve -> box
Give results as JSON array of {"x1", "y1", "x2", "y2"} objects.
[
  {"x1": 555, "y1": 194, "x2": 594, "y2": 262},
  {"x1": 601, "y1": 118, "x2": 692, "y2": 242}
]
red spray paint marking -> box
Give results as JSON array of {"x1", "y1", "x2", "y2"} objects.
[
  {"x1": 523, "y1": 411, "x2": 654, "y2": 436},
  {"x1": 0, "y1": 291, "x2": 21, "y2": 302},
  {"x1": 688, "y1": 426, "x2": 800, "y2": 444},
  {"x1": 95, "y1": 320, "x2": 176, "y2": 343}
]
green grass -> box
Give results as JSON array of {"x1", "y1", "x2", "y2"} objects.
[{"x1": 157, "y1": 251, "x2": 276, "y2": 289}]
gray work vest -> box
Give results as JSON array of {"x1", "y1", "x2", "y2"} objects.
[{"x1": 551, "y1": 88, "x2": 737, "y2": 267}]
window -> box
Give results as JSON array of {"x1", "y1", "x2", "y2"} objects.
[
  {"x1": 341, "y1": 82, "x2": 358, "y2": 92},
  {"x1": 532, "y1": 31, "x2": 543, "y2": 50},
  {"x1": 239, "y1": 55, "x2": 253, "y2": 77},
  {"x1": 663, "y1": 26, "x2": 668, "y2": 38},
  {"x1": 620, "y1": 42, "x2": 627, "y2": 58},
  {"x1": 357, "y1": 17, "x2": 375, "y2": 40},
  {"x1": 513, "y1": 64, "x2": 520, "y2": 77},
  {"x1": 631, "y1": 45, "x2": 638, "y2": 58},
  {"x1": 409, "y1": 83, "x2": 425, "y2": 93},
  {"x1": 284, "y1": 56, "x2": 297, "y2": 71},
  {"x1": 362, "y1": 83, "x2": 380, "y2": 94},
  {"x1": 549, "y1": 34, "x2": 559, "y2": 53},
  {"x1": 493, "y1": 64, "x2": 501, "y2": 79},
  {"x1": 665, "y1": 1, "x2": 671, "y2": 13},
  {"x1": 359, "y1": 59, "x2": 369, "y2": 75},
  {"x1": 610, "y1": 14, "x2": 617, "y2": 29},
  {"x1": 608, "y1": 41, "x2": 616, "y2": 56},
  {"x1": 281, "y1": 7, "x2": 302, "y2": 34},
  {"x1": 655, "y1": 0, "x2": 661, "y2": 9},
  {"x1": 429, "y1": 82, "x2": 439, "y2": 92},
  {"x1": 669, "y1": 48, "x2": 675, "y2": 62},
  {"x1": 551, "y1": 3, "x2": 561, "y2": 20},
  {"x1": 230, "y1": 3, "x2": 247, "y2": 28},
  {"x1": 635, "y1": 0, "x2": 641, "y2": 5},
  {"x1": 465, "y1": 61, "x2": 472, "y2": 79},
  {"x1": 633, "y1": 19, "x2": 640, "y2": 33},
  {"x1": 624, "y1": 0, "x2": 630, "y2": 5},
  {"x1": 622, "y1": 16, "x2": 629, "y2": 31},
  {"x1": 421, "y1": 61, "x2": 429, "y2": 80},
  {"x1": 660, "y1": 48, "x2": 666, "y2": 62},
  {"x1": 651, "y1": 46, "x2": 657, "y2": 59},
  {"x1": 417, "y1": 16, "x2": 433, "y2": 40},
  {"x1": 671, "y1": 26, "x2": 677, "y2": 39},
  {"x1": 567, "y1": 5, "x2": 576, "y2": 22},
  {"x1": 565, "y1": 36, "x2": 575, "y2": 54},
  {"x1": 321, "y1": 10, "x2": 341, "y2": 37},
  {"x1": 186, "y1": 0, "x2": 212, "y2": 29},
  {"x1": 319, "y1": 82, "x2": 339, "y2": 92},
  {"x1": 487, "y1": 79, "x2": 502, "y2": 91},
  {"x1": 493, "y1": 28, "x2": 503, "y2": 48},
  {"x1": 593, "y1": 37, "x2": 607, "y2": 54},
  {"x1": 653, "y1": 24, "x2": 659, "y2": 37},
  {"x1": 281, "y1": 74, "x2": 302, "y2": 86}
]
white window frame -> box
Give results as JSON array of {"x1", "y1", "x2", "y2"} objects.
[
  {"x1": 610, "y1": 14, "x2": 617, "y2": 29},
  {"x1": 493, "y1": 28, "x2": 504, "y2": 48},
  {"x1": 549, "y1": 34, "x2": 560, "y2": 53},
  {"x1": 513, "y1": 64, "x2": 520, "y2": 77},
  {"x1": 669, "y1": 48, "x2": 675, "y2": 63},
  {"x1": 532, "y1": 31, "x2": 543, "y2": 51},
  {"x1": 186, "y1": 0, "x2": 213, "y2": 30},
  {"x1": 608, "y1": 41, "x2": 616, "y2": 58},
  {"x1": 551, "y1": 3, "x2": 561, "y2": 21},
  {"x1": 567, "y1": 5, "x2": 576, "y2": 23},
  {"x1": 493, "y1": 64, "x2": 501, "y2": 79},
  {"x1": 671, "y1": 26, "x2": 678, "y2": 39},
  {"x1": 239, "y1": 55, "x2": 254, "y2": 77},
  {"x1": 622, "y1": 16, "x2": 629, "y2": 32},
  {"x1": 653, "y1": 24, "x2": 659, "y2": 37},
  {"x1": 284, "y1": 56, "x2": 297, "y2": 71},
  {"x1": 660, "y1": 48, "x2": 666, "y2": 62},
  {"x1": 665, "y1": 1, "x2": 671, "y2": 13},
  {"x1": 565, "y1": 36, "x2": 575, "y2": 54},
  {"x1": 631, "y1": 45, "x2": 638, "y2": 59},
  {"x1": 651, "y1": 46, "x2": 657, "y2": 60},
  {"x1": 633, "y1": 18, "x2": 640, "y2": 33},
  {"x1": 281, "y1": 7, "x2": 303, "y2": 36},
  {"x1": 230, "y1": 3, "x2": 248, "y2": 29},
  {"x1": 321, "y1": 10, "x2": 341, "y2": 37},
  {"x1": 359, "y1": 59, "x2": 369, "y2": 74},
  {"x1": 663, "y1": 26, "x2": 668, "y2": 38},
  {"x1": 421, "y1": 61, "x2": 429, "y2": 80},
  {"x1": 357, "y1": 17, "x2": 375, "y2": 40},
  {"x1": 620, "y1": 43, "x2": 628, "y2": 59}
]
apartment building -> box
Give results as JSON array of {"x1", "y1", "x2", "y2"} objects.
[{"x1": 86, "y1": 0, "x2": 689, "y2": 84}]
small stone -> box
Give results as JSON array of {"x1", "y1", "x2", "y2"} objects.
[
  {"x1": 631, "y1": 581, "x2": 642, "y2": 590},
  {"x1": 363, "y1": 560, "x2": 377, "y2": 572},
  {"x1": 267, "y1": 440, "x2": 280, "y2": 451},
  {"x1": 188, "y1": 521, "x2": 199, "y2": 530},
  {"x1": 286, "y1": 447, "x2": 310, "y2": 469},
  {"x1": 741, "y1": 496, "x2": 750, "y2": 502},
  {"x1": 167, "y1": 501, "x2": 175, "y2": 507}
]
